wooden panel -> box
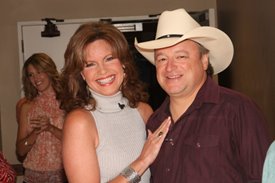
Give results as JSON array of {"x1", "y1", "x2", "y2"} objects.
[{"x1": 217, "y1": 0, "x2": 275, "y2": 138}]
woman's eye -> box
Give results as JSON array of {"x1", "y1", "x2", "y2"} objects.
[
  {"x1": 85, "y1": 62, "x2": 95, "y2": 67},
  {"x1": 106, "y1": 56, "x2": 114, "y2": 62}
]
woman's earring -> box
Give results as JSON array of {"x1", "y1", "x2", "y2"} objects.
[
  {"x1": 86, "y1": 85, "x2": 91, "y2": 98},
  {"x1": 122, "y1": 65, "x2": 126, "y2": 77}
]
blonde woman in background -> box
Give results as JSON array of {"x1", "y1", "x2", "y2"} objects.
[{"x1": 16, "y1": 53, "x2": 67, "y2": 183}]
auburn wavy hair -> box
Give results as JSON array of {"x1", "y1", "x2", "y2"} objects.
[{"x1": 60, "y1": 22, "x2": 148, "y2": 113}]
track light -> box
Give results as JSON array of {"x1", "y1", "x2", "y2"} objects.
[{"x1": 41, "y1": 18, "x2": 64, "y2": 37}]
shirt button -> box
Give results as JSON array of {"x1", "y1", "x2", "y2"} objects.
[
  {"x1": 166, "y1": 168, "x2": 171, "y2": 172},
  {"x1": 165, "y1": 138, "x2": 174, "y2": 146},
  {"x1": 196, "y1": 142, "x2": 201, "y2": 148}
]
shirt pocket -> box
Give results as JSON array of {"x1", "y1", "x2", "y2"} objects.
[
  {"x1": 183, "y1": 134, "x2": 219, "y2": 148},
  {"x1": 182, "y1": 135, "x2": 219, "y2": 180}
]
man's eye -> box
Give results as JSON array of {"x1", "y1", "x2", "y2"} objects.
[
  {"x1": 156, "y1": 57, "x2": 167, "y2": 63},
  {"x1": 177, "y1": 55, "x2": 188, "y2": 59}
]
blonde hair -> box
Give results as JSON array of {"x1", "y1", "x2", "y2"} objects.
[{"x1": 22, "y1": 53, "x2": 62, "y2": 100}]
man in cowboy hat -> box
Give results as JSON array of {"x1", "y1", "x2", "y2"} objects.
[{"x1": 135, "y1": 8, "x2": 271, "y2": 183}]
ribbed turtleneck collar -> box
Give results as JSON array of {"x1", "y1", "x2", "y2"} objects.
[{"x1": 89, "y1": 89, "x2": 128, "y2": 113}]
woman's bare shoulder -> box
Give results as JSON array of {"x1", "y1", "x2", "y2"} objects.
[
  {"x1": 63, "y1": 108, "x2": 99, "y2": 147},
  {"x1": 64, "y1": 108, "x2": 96, "y2": 130},
  {"x1": 137, "y1": 102, "x2": 153, "y2": 124},
  {"x1": 20, "y1": 100, "x2": 33, "y2": 112},
  {"x1": 16, "y1": 97, "x2": 27, "y2": 109}
]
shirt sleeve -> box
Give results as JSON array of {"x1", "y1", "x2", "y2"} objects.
[
  {"x1": 233, "y1": 99, "x2": 271, "y2": 182},
  {"x1": 262, "y1": 141, "x2": 275, "y2": 183}
]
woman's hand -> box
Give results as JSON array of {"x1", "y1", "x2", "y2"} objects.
[
  {"x1": 30, "y1": 115, "x2": 51, "y2": 134},
  {"x1": 132, "y1": 116, "x2": 171, "y2": 175},
  {"x1": 106, "y1": 117, "x2": 172, "y2": 183}
]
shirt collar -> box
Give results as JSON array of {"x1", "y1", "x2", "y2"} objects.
[
  {"x1": 161, "y1": 76, "x2": 220, "y2": 117},
  {"x1": 184, "y1": 76, "x2": 220, "y2": 115},
  {"x1": 195, "y1": 76, "x2": 220, "y2": 105}
]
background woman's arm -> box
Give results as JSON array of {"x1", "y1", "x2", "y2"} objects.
[{"x1": 16, "y1": 102, "x2": 38, "y2": 158}]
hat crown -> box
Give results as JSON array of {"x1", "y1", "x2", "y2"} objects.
[
  {"x1": 156, "y1": 9, "x2": 201, "y2": 39},
  {"x1": 135, "y1": 8, "x2": 234, "y2": 74}
]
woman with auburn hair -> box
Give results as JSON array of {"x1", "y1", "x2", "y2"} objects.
[{"x1": 61, "y1": 22, "x2": 171, "y2": 183}]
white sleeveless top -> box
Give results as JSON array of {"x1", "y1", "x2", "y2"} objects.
[{"x1": 89, "y1": 90, "x2": 151, "y2": 183}]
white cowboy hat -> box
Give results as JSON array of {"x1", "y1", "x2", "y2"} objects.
[{"x1": 135, "y1": 8, "x2": 234, "y2": 74}]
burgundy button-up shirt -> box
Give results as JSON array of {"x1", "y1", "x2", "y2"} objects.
[{"x1": 147, "y1": 77, "x2": 272, "y2": 183}]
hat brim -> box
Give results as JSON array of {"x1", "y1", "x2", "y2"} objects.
[{"x1": 135, "y1": 26, "x2": 234, "y2": 75}]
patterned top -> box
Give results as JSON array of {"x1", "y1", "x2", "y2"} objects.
[
  {"x1": 23, "y1": 90, "x2": 64, "y2": 171},
  {"x1": 88, "y1": 90, "x2": 151, "y2": 183},
  {"x1": 0, "y1": 152, "x2": 16, "y2": 183}
]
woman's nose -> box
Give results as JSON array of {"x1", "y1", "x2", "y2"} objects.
[{"x1": 98, "y1": 64, "x2": 107, "y2": 75}]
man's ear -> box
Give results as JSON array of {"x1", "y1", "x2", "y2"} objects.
[{"x1": 202, "y1": 53, "x2": 209, "y2": 71}]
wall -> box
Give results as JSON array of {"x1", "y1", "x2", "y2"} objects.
[
  {"x1": 0, "y1": 0, "x2": 216, "y2": 164},
  {"x1": 217, "y1": 0, "x2": 275, "y2": 138}
]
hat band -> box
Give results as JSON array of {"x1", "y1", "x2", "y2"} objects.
[{"x1": 157, "y1": 34, "x2": 183, "y2": 39}]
